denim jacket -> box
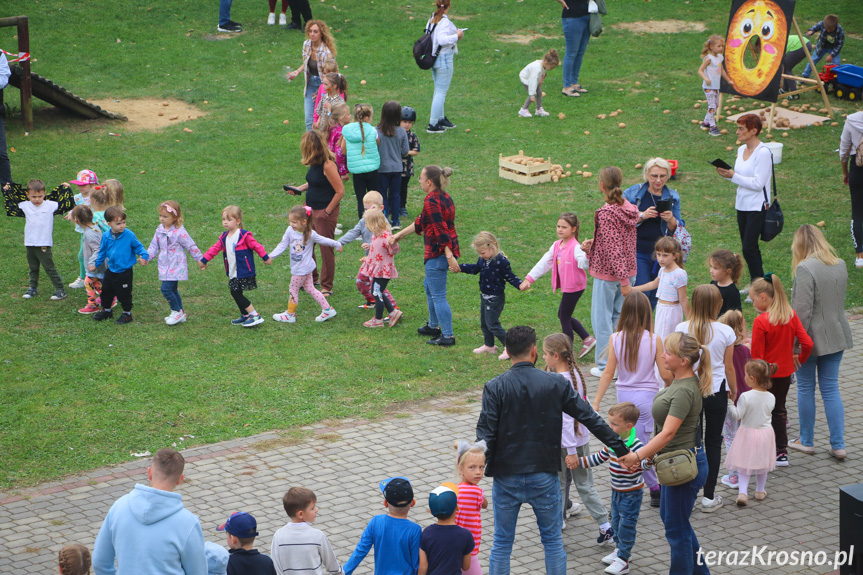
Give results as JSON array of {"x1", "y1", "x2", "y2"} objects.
[{"x1": 623, "y1": 182, "x2": 682, "y2": 238}]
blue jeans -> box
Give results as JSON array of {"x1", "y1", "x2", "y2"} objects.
[
  {"x1": 590, "y1": 276, "x2": 634, "y2": 369},
  {"x1": 218, "y1": 0, "x2": 233, "y2": 26},
  {"x1": 611, "y1": 489, "x2": 642, "y2": 562},
  {"x1": 378, "y1": 172, "x2": 402, "y2": 225},
  {"x1": 489, "y1": 472, "x2": 566, "y2": 575},
  {"x1": 801, "y1": 47, "x2": 840, "y2": 78},
  {"x1": 561, "y1": 15, "x2": 591, "y2": 88},
  {"x1": 304, "y1": 75, "x2": 322, "y2": 131},
  {"x1": 797, "y1": 351, "x2": 845, "y2": 450},
  {"x1": 635, "y1": 251, "x2": 658, "y2": 309},
  {"x1": 161, "y1": 280, "x2": 183, "y2": 312},
  {"x1": 424, "y1": 256, "x2": 453, "y2": 337},
  {"x1": 430, "y1": 52, "x2": 454, "y2": 126},
  {"x1": 660, "y1": 449, "x2": 710, "y2": 575}
]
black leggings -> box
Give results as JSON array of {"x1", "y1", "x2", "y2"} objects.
[
  {"x1": 400, "y1": 175, "x2": 411, "y2": 209},
  {"x1": 373, "y1": 278, "x2": 395, "y2": 319},
  {"x1": 558, "y1": 291, "x2": 590, "y2": 342},
  {"x1": 850, "y1": 159, "x2": 863, "y2": 253},
  {"x1": 231, "y1": 288, "x2": 252, "y2": 314},
  {"x1": 701, "y1": 380, "x2": 727, "y2": 500},
  {"x1": 352, "y1": 171, "x2": 379, "y2": 219},
  {"x1": 781, "y1": 43, "x2": 812, "y2": 92},
  {"x1": 736, "y1": 209, "x2": 765, "y2": 281}
]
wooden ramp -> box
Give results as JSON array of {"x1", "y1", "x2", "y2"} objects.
[{"x1": 6, "y1": 64, "x2": 126, "y2": 121}]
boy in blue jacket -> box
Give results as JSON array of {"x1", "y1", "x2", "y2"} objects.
[{"x1": 89, "y1": 206, "x2": 149, "y2": 324}]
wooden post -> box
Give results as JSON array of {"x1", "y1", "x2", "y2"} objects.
[
  {"x1": 17, "y1": 16, "x2": 32, "y2": 131},
  {"x1": 767, "y1": 103, "x2": 777, "y2": 133}
]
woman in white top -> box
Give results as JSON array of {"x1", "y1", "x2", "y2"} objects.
[
  {"x1": 840, "y1": 111, "x2": 863, "y2": 266},
  {"x1": 715, "y1": 113, "x2": 773, "y2": 291},
  {"x1": 676, "y1": 284, "x2": 737, "y2": 513},
  {"x1": 426, "y1": 0, "x2": 463, "y2": 134}
]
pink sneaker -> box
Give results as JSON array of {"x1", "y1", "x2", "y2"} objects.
[
  {"x1": 579, "y1": 336, "x2": 597, "y2": 359},
  {"x1": 498, "y1": 350, "x2": 510, "y2": 360},
  {"x1": 473, "y1": 345, "x2": 497, "y2": 355},
  {"x1": 363, "y1": 318, "x2": 384, "y2": 328},
  {"x1": 78, "y1": 304, "x2": 100, "y2": 314}
]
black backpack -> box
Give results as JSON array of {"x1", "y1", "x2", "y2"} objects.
[{"x1": 413, "y1": 21, "x2": 439, "y2": 70}]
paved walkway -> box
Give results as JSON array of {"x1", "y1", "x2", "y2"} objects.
[{"x1": 4, "y1": 319, "x2": 863, "y2": 574}]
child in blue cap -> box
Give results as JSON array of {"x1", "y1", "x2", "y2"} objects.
[{"x1": 217, "y1": 511, "x2": 277, "y2": 575}]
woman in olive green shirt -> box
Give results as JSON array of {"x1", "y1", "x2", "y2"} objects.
[{"x1": 629, "y1": 332, "x2": 713, "y2": 574}]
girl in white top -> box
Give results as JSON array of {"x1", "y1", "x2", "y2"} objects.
[
  {"x1": 676, "y1": 284, "x2": 738, "y2": 511},
  {"x1": 427, "y1": 0, "x2": 464, "y2": 132},
  {"x1": 724, "y1": 360, "x2": 777, "y2": 506},
  {"x1": 633, "y1": 236, "x2": 689, "y2": 342},
  {"x1": 518, "y1": 49, "x2": 559, "y2": 118},
  {"x1": 698, "y1": 34, "x2": 734, "y2": 136},
  {"x1": 270, "y1": 205, "x2": 343, "y2": 323}
]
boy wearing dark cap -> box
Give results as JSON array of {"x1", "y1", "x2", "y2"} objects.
[
  {"x1": 343, "y1": 477, "x2": 422, "y2": 575},
  {"x1": 419, "y1": 483, "x2": 474, "y2": 575},
  {"x1": 217, "y1": 512, "x2": 277, "y2": 575}
]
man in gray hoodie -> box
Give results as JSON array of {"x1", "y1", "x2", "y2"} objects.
[{"x1": 93, "y1": 448, "x2": 207, "y2": 575}]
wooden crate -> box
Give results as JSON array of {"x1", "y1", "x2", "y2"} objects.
[{"x1": 499, "y1": 151, "x2": 552, "y2": 185}]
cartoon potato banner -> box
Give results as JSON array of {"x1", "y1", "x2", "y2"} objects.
[{"x1": 720, "y1": 0, "x2": 796, "y2": 103}]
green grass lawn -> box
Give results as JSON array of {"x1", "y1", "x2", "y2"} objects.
[{"x1": 1, "y1": 0, "x2": 862, "y2": 489}]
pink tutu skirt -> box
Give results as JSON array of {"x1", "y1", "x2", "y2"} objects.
[{"x1": 724, "y1": 427, "x2": 776, "y2": 475}]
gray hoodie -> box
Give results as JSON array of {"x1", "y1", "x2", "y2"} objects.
[{"x1": 840, "y1": 111, "x2": 863, "y2": 162}]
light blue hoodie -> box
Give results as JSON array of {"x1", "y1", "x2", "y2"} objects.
[{"x1": 92, "y1": 484, "x2": 207, "y2": 575}]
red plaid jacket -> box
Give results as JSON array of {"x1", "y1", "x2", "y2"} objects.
[{"x1": 415, "y1": 189, "x2": 459, "y2": 262}]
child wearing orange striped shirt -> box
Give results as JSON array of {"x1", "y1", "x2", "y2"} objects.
[{"x1": 454, "y1": 440, "x2": 488, "y2": 575}]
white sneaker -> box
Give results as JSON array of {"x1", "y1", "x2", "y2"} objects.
[
  {"x1": 602, "y1": 549, "x2": 619, "y2": 566},
  {"x1": 279, "y1": 12, "x2": 287, "y2": 25},
  {"x1": 701, "y1": 495, "x2": 724, "y2": 512},
  {"x1": 273, "y1": 311, "x2": 297, "y2": 323},
  {"x1": 605, "y1": 558, "x2": 630, "y2": 575},
  {"x1": 738, "y1": 284, "x2": 750, "y2": 295},
  {"x1": 856, "y1": 257, "x2": 863, "y2": 268},
  {"x1": 565, "y1": 501, "x2": 582, "y2": 518},
  {"x1": 68, "y1": 277, "x2": 86, "y2": 289},
  {"x1": 518, "y1": 108, "x2": 532, "y2": 118},
  {"x1": 535, "y1": 107, "x2": 550, "y2": 117},
  {"x1": 315, "y1": 307, "x2": 337, "y2": 322},
  {"x1": 590, "y1": 366, "x2": 604, "y2": 378},
  {"x1": 166, "y1": 311, "x2": 186, "y2": 325},
  {"x1": 267, "y1": 12, "x2": 276, "y2": 25},
  {"x1": 744, "y1": 296, "x2": 753, "y2": 304}
]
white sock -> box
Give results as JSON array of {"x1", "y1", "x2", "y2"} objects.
[{"x1": 600, "y1": 522, "x2": 611, "y2": 532}]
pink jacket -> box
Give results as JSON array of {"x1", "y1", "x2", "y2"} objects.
[
  {"x1": 313, "y1": 86, "x2": 346, "y2": 125},
  {"x1": 587, "y1": 201, "x2": 638, "y2": 285},
  {"x1": 147, "y1": 225, "x2": 203, "y2": 281},
  {"x1": 202, "y1": 229, "x2": 270, "y2": 279},
  {"x1": 360, "y1": 231, "x2": 400, "y2": 279},
  {"x1": 525, "y1": 238, "x2": 589, "y2": 293}
]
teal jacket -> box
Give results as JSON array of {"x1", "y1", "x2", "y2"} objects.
[{"x1": 342, "y1": 122, "x2": 380, "y2": 174}]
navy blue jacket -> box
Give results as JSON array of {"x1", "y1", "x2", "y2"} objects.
[{"x1": 459, "y1": 253, "x2": 522, "y2": 296}]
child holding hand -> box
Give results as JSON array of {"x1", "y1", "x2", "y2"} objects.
[
  {"x1": 73, "y1": 205, "x2": 107, "y2": 314},
  {"x1": 66, "y1": 169, "x2": 98, "y2": 289},
  {"x1": 454, "y1": 440, "x2": 488, "y2": 575},
  {"x1": 698, "y1": 34, "x2": 734, "y2": 136},
  {"x1": 359, "y1": 209, "x2": 401, "y2": 328},
  {"x1": 518, "y1": 48, "x2": 559, "y2": 117}
]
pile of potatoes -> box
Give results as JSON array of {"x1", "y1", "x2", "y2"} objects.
[
  {"x1": 549, "y1": 164, "x2": 574, "y2": 182},
  {"x1": 505, "y1": 154, "x2": 547, "y2": 167}
]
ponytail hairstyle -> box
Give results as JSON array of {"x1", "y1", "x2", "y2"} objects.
[
  {"x1": 71, "y1": 204, "x2": 94, "y2": 226},
  {"x1": 363, "y1": 207, "x2": 391, "y2": 236},
  {"x1": 750, "y1": 274, "x2": 792, "y2": 325},
  {"x1": 542, "y1": 49, "x2": 560, "y2": 69},
  {"x1": 664, "y1": 331, "x2": 713, "y2": 397},
  {"x1": 654, "y1": 236, "x2": 684, "y2": 268},
  {"x1": 471, "y1": 231, "x2": 501, "y2": 258},
  {"x1": 323, "y1": 72, "x2": 348, "y2": 101},
  {"x1": 353, "y1": 103, "x2": 374, "y2": 155},
  {"x1": 454, "y1": 438, "x2": 487, "y2": 482},
  {"x1": 616, "y1": 291, "x2": 653, "y2": 373},
  {"x1": 744, "y1": 359, "x2": 777, "y2": 391},
  {"x1": 708, "y1": 249, "x2": 744, "y2": 284},
  {"x1": 687, "y1": 284, "x2": 722, "y2": 346},
  {"x1": 289, "y1": 204, "x2": 314, "y2": 244},
  {"x1": 377, "y1": 100, "x2": 402, "y2": 138},
  {"x1": 102, "y1": 178, "x2": 125, "y2": 208},
  {"x1": 321, "y1": 102, "x2": 350, "y2": 141},
  {"x1": 558, "y1": 212, "x2": 580, "y2": 240},
  {"x1": 59, "y1": 544, "x2": 91, "y2": 575},
  {"x1": 718, "y1": 309, "x2": 747, "y2": 345},
  {"x1": 702, "y1": 34, "x2": 724, "y2": 57},
  {"x1": 599, "y1": 166, "x2": 624, "y2": 206},
  {"x1": 89, "y1": 186, "x2": 112, "y2": 212},
  {"x1": 430, "y1": 0, "x2": 452, "y2": 24},
  {"x1": 422, "y1": 165, "x2": 453, "y2": 192},
  {"x1": 158, "y1": 200, "x2": 184, "y2": 228},
  {"x1": 543, "y1": 333, "x2": 589, "y2": 402}
]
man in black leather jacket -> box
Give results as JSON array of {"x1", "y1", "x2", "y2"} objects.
[{"x1": 476, "y1": 325, "x2": 638, "y2": 575}]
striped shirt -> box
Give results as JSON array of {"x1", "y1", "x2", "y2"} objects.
[
  {"x1": 656, "y1": 267, "x2": 687, "y2": 302},
  {"x1": 454, "y1": 482, "x2": 483, "y2": 556},
  {"x1": 579, "y1": 437, "x2": 645, "y2": 492}
]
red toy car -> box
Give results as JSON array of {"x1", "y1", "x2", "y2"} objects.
[{"x1": 819, "y1": 64, "x2": 838, "y2": 93}]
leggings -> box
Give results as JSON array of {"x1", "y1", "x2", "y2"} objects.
[
  {"x1": 290, "y1": 273, "x2": 330, "y2": 310},
  {"x1": 701, "y1": 381, "x2": 727, "y2": 500},
  {"x1": 558, "y1": 291, "x2": 590, "y2": 342},
  {"x1": 521, "y1": 83, "x2": 543, "y2": 110},
  {"x1": 231, "y1": 288, "x2": 252, "y2": 314},
  {"x1": 85, "y1": 276, "x2": 103, "y2": 307},
  {"x1": 357, "y1": 271, "x2": 396, "y2": 307},
  {"x1": 268, "y1": 0, "x2": 288, "y2": 12},
  {"x1": 850, "y1": 159, "x2": 863, "y2": 253},
  {"x1": 703, "y1": 89, "x2": 719, "y2": 127},
  {"x1": 400, "y1": 176, "x2": 411, "y2": 210},
  {"x1": 769, "y1": 375, "x2": 792, "y2": 455},
  {"x1": 78, "y1": 236, "x2": 86, "y2": 280},
  {"x1": 737, "y1": 471, "x2": 767, "y2": 496},
  {"x1": 372, "y1": 278, "x2": 395, "y2": 320},
  {"x1": 352, "y1": 170, "x2": 379, "y2": 219},
  {"x1": 462, "y1": 554, "x2": 482, "y2": 575}
]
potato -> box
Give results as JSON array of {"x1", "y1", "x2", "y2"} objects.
[
  {"x1": 817, "y1": 221, "x2": 826, "y2": 227},
  {"x1": 831, "y1": 122, "x2": 839, "y2": 127},
  {"x1": 360, "y1": 80, "x2": 367, "y2": 85},
  {"x1": 663, "y1": 110, "x2": 670, "y2": 114},
  {"x1": 583, "y1": 171, "x2": 593, "y2": 178},
  {"x1": 726, "y1": 146, "x2": 733, "y2": 151},
  {"x1": 465, "y1": 128, "x2": 471, "y2": 132},
  {"x1": 693, "y1": 103, "x2": 701, "y2": 109},
  {"x1": 635, "y1": 163, "x2": 643, "y2": 169},
  {"x1": 577, "y1": 170, "x2": 583, "y2": 175},
  {"x1": 247, "y1": 108, "x2": 253, "y2": 112},
  {"x1": 619, "y1": 122, "x2": 626, "y2": 128},
  {"x1": 720, "y1": 129, "x2": 728, "y2": 135},
  {"x1": 654, "y1": 97, "x2": 660, "y2": 102},
  {"x1": 782, "y1": 132, "x2": 788, "y2": 137},
  {"x1": 558, "y1": 113, "x2": 566, "y2": 120},
  {"x1": 738, "y1": 107, "x2": 745, "y2": 112},
  {"x1": 565, "y1": 163, "x2": 572, "y2": 168},
  {"x1": 635, "y1": 81, "x2": 641, "y2": 86},
  {"x1": 617, "y1": 109, "x2": 622, "y2": 113},
  {"x1": 552, "y1": 176, "x2": 559, "y2": 182},
  {"x1": 691, "y1": 119, "x2": 700, "y2": 124},
  {"x1": 609, "y1": 111, "x2": 618, "y2": 117},
  {"x1": 767, "y1": 133, "x2": 775, "y2": 139},
  {"x1": 283, "y1": 119, "x2": 289, "y2": 124},
  {"x1": 583, "y1": 164, "x2": 589, "y2": 169},
  {"x1": 584, "y1": 130, "x2": 591, "y2": 135},
  {"x1": 565, "y1": 171, "x2": 572, "y2": 177}
]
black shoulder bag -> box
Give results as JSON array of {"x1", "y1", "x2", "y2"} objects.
[{"x1": 760, "y1": 152, "x2": 784, "y2": 242}]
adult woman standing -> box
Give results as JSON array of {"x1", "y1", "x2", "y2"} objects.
[
  {"x1": 788, "y1": 225, "x2": 853, "y2": 460},
  {"x1": 629, "y1": 332, "x2": 711, "y2": 575},
  {"x1": 426, "y1": 1, "x2": 463, "y2": 134},
  {"x1": 284, "y1": 131, "x2": 344, "y2": 296},
  {"x1": 840, "y1": 111, "x2": 863, "y2": 267},
  {"x1": 715, "y1": 114, "x2": 772, "y2": 294},
  {"x1": 556, "y1": 0, "x2": 592, "y2": 97},
  {"x1": 287, "y1": 20, "x2": 336, "y2": 131},
  {"x1": 623, "y1": 158, "x2": 681, "y2": 307},
  {"x1": 580, "y1": 166, "x2": 638, "y2": 378},
  {"x1": 391, "y1": 165, "x2": 460, "y2": 346}
]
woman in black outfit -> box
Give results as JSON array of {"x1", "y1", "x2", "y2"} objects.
[{"x1": 840, "y1": 111, "x2": 863, "y2": 268}]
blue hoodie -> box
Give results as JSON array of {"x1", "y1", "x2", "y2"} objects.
[
  {"x1": 92, "y1": 484, "x2": 207, "y2": 575},
  {"x1": 93, "y1": 228, "x2": 149, "y2": 273}
]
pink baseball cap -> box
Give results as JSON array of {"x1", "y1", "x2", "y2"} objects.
[{"x1": 70, "y1": 169, "x2": 99, "y2": 185}]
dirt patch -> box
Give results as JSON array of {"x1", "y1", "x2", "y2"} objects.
[
  {"x1": 87, "y1": 98, "x2": 208, "y2": 132},
  {"x1": 202, "y1": 30, "x2": 248, "y2": 41},
  {"x1": 495, "y1": 33, "x2": 557, "y2": 44},
  {"x1": 449, "y1": 15, "x2": 472, "y2": 21},
  {"x1": 613, "y1": 20, "x2": 706, "y2": 34}
]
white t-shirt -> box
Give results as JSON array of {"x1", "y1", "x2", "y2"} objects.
[
  {"x1": 676, "y1": 320, "x2": 736, "y2": 394},
  {"x1": 702, "y1": 54, "x2": 723, "y2": 89},
  {"x1": 225, "y1": 230, "x2": 240, "y2": 279},
  {"x1": 19, "y1": 200, "x2": 58, "y2": 247}
]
